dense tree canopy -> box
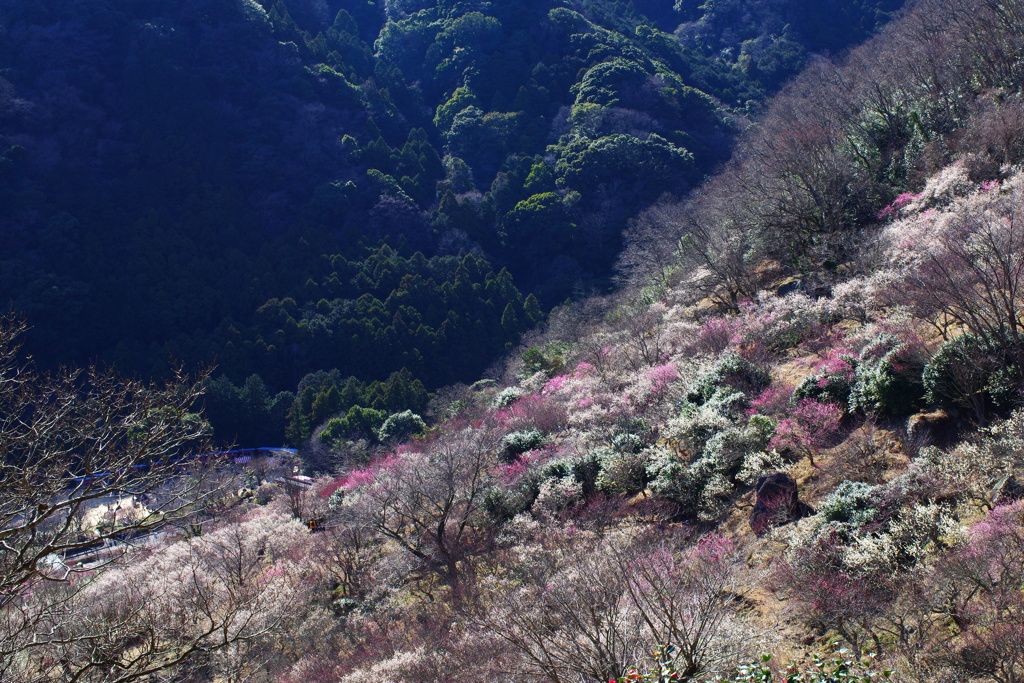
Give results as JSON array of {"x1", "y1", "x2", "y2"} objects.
[{"x1": 0, "y1": 0, "x2": 903, "y2": 445}]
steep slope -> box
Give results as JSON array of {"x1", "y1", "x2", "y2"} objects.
[{"x1": 0, "y1": 0, "x2": 902, "y2": 447}]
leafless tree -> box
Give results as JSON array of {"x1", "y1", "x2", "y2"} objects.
[
  {"x1": 618, "y1": 195, "x2": 756, "y2": 311},
  {"x1": 477, "y1": 532, "x2": 747, "y2": 682},
  {"x1": 935, "y1": 501, "x2": 1024, "y2": 683},
  {"x1": 341, "y1": 426, "x2": 499, "y2": 591},
  {"x1": 609, "y1": 302, "x2": 669, "y2": 372},
  {"x1": 899, "y1": 191, "x2": 1024, "y2": 372},
  {"x1": 0, "y1": 318, "x2": 246, "y2": 681},
  {"x1": 35, "y1": 509, "x2": 317, "y2": 683}
]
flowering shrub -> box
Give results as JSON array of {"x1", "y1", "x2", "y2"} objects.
[
  {"x1": 534, "y1": 475, "x2": 586, "y2": 515},
  {"x1": 904, "y1": 161, "x2": 973, "y2": 212},
  {"x1": 647, "y1": 363, "x2": 681, "y2": 394},
  {"x1": 689, "y1": 353, "x2": 772, "y2": 404},
  {"x1": 794, "y1": 350, "x2": 857, "y2": 408},
  {"x1": 693, "y1": 317, "x2": 741, "y2": 354},
  {"x1": 492, "y1": 386, "x2": 525, "y2": 408},
  {"x1": 338, "y1": 462, "x2": 386, "y2": 492},
  {"x1": 501, "y1": 429, "x2": 546, "y2": 462},
  {"x1": 611, "y1": 645, "x2": 684, "y2": 683},
  {"x1": 735, "y1": 449, "x2": 785, "y2": 487},
  {"x1": 739, "y1": 292, "x2": 823, "y2": 352},
  {"x1": 934, "y1": 500, "x2": 1024, "y2": 682},
  {"x1": 848, "y1": 333, "x2": 925, "y2": 417},
  {"x1": 748, "y1": 384, "x2": 794, "y2": 418},
  {"x1": 769, "y1": 399, "x2": 843, "y2": 465},
  {"x1": 493, "y1": 393, "x2": 568, "y2": 433},
  {"x1": 878, "y1": 191, "x2": 920, "y2": 220}
]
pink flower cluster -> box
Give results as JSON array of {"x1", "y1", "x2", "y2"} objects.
[
  {"x1": 689, "y1": 533, "x2": 733, "y2": 565},
  {"x1": 877, "y1": 191, "x2": 921, "y2": 220},
  {"x1": 493, "y1": 393, "x2": 567, "y2": 433},
  {"x1": 340, "y1": 467, "x2": 378, "y2": 491},
  {"x1": 497, "y1": 447, "x2": 554, "y2": 484},
  {"x1": 694, "y1": 317, "x2": 740, "y2": 354},
  {"x1": 338, "y1": 453, "x2": 402, "y2": 492},
  {"x1": 646, "y1": 363, "x2": 679, "y2": 394},
  {"x1": 770, "y1": 399, "x2": 843, "y2": 453},
  {"x1": 816, "y1": 348, "x2": 856, "y2": 380},
  {"x1": 748, "y1": 383, "x2": 794, "y2": 417},
  {"x1": 543, "y1": 374, "x2": 569, "y2": 393}
]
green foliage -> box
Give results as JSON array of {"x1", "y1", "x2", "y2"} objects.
[
  {"x1": 795, "y1": 355, "x2": 858, "y2": 407},
  {"x1": 378, "y1": 410, "x2": 427, "y2": 442},
  {"x1": 501, "y1": 429, "x2": 546, "y2": 462},
  {"x1": 922, "y1": 333, "x2": 1017, "y2": 414},
  {"x1": 537, "y1": 451, "x2": 602, "y2": 497},
  {"x1": 849, "y1": 334, "x2": 925, "y2": 417},
  {"x1": 594, "y1": 445, "x2": 650, "y2": 496},
  {"x1": 520, "y1": 340, "x2": 571, "y2": 378},
  {"x1": 285, "y1": 366, "x2": 429, "y2": 445},
  {"x1": 204, "y1": 375, "x2": 293, "y2": 447},
  {"x1": 650, "y1": 399, "x2": 775, "y2": 519},
  {"x1": 707, "y1": 651, "x2": 892, "y2": 682},
  {"x1": 0, "y1": 0, "x2": 899, "y2": 449},
  {"x1": 689, "y1": 353, "x2": 772, "y2": 405},
  {"x1": 492, "y1": 386, "x2": 525, "y2": 408},
  {"x1": 554, "y1": 134, "x2": 696, "y2": 201},
  {"x1": 484, "y1": 481, "x2": 539, "y2": 523},
  {"x1": 618, "y1": 647, "x2": 893, "y2": 682},
  {"x1": 319, "y1": 406, "x2": 388, "y2": 449},
  {"x1": 818, "y1": 481, "x2": 880, "y2": 528}
]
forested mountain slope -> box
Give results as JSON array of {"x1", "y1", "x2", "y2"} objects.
[
  {"x1": 0, "y1": 0, "x2": 900, "y2": 446},
  {"x1": 16, "y1": 0, "x2": 1024, "y2": 681}
]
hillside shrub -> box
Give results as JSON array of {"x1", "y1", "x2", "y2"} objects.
[
  {"x1": 849, "y1": 333, "x2": 925, "y2": 416},
  {"x1": 742, "y1": 291, "x2": 823, "y2": 352},
  {"x1": 612, "y1": 431, "x2": 648, "y2": 454},
  {"x1": 615, "y1": 648, "x2": 892, "y2": 682},
  {"x1": 922, "y1": 333, "x2": 1016, "y2": 420},
  {"x1": 533, "y1": 476, "x2": 585, "y2": 515},
  {"x1": 538, "y1": 452, "x2": 601, "y2": 497},
  {"x1": 818, "y1": 481, "x2": 880, "y2": 527},
  {"x1": 500, "y1": 429, "x2": 546, "y2": 462},
  {"x1": 595, "y1": 446, "x2": 650, "y2": 496},
  {"x1": 377, "y1": 410, "x2": 426, "y2": 442},
  {"x1": 689, "y1": 353, "x2": 772, "y2": 405},
  {"x1": 651, "y1": 415, "x2": 778, "y2": 520},
  {"x1": 794, "y1": 351, "x2": 857, "y2": 407},
  {"x1": 665, "y1": 399, "x2": 736, "y2": 458},
  {"x1": 485, "y1": 480, "x2": 540, "y2": 523},
  {"x1": 492, "y1": 386, "x2": 524, "y2": 408},
  {"x1": 705, "y1": 651, "x2": 892, "y2": 682},
  {"x1": 769, "y1": 399, "x2": 843, "y2": 466}
]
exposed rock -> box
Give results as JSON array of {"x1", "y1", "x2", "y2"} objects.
[
  {"x1": 749, "y1": 473, "x2": 813, "y2": 537},
  {"x1": 906, "y1": 409, "x2": 954, "y2": 445},
  {"x1": 776, "y1": 278, "x2": 802, "y2": 297}
]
